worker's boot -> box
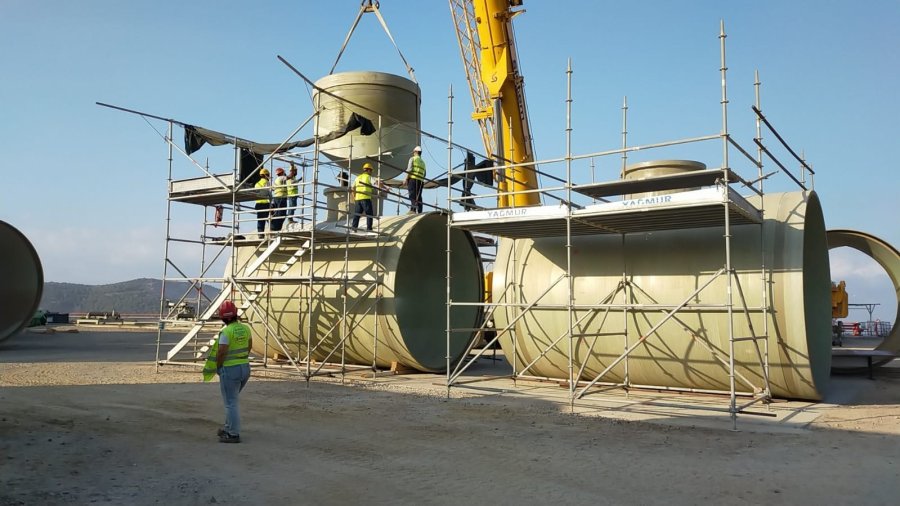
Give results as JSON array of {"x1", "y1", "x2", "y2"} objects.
[{"x1": 218, "y1": 433, "x2": 241, "y2": 444}]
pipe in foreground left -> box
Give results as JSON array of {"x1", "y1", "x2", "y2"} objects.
[{"x1": 0, "y1": 221, "x2": 44, "y2": 343}]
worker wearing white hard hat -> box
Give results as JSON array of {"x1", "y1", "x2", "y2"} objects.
[
  {"x1": 405, "y1": 146, "x2": 426, "y2": 214},
  {"x1": 285, "y1": 164, "x2": 300, "y2": 223}
]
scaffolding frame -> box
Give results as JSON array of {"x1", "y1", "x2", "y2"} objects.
[
  {"x1": 98, "y1": 19, "x2": 826, "y2": 429},
  {"x1": 117, "y1": 99, "x2": 415, "y2": 381},
  {"x1": 444, "y1": 22, "x2": 817, "y2": 428},
  {"x1": 99, "y1": 51, "x2": 481, "y2": 383}
]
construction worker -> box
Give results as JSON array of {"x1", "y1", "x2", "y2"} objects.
[
  {"x1": 351, "y1": 162, "x2": 383, "y2": 232},
  {"x1": 212, "y1": 300, "x2": 252, "y2": 443},
  {"x1": 254, "y1": 168, "x2": 271, "y2": 234},
  {"x1": 285, "y1": 164, "x2": 300, "y2": 223},
  {"x1": 271, "y1": 167, "x2": 288, "y2": 232},
  {"x1": 404, "y1": 145, "x2": 426, "y2": 214}
]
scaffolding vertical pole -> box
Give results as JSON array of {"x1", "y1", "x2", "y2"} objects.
[
  {"x1": 155, "y1": 120, "x2": 176, "y2": 372},
  {"x1": 621, "y1": 97, "x2": 630, "y2": 393},
  {"x1": 373, "y1": 115, "x2": 384, "y2": 377},
  {"x1": 446, "y1": 84, "x2": 454, "y2": 398},
  {"x1": 229, "y1": 141, "x2": 244, "y2": 367},
  {"x1": 755, "y1": 70, "x2": 771, "y2": 401},
  {"x1": 258, "y1": 148, "x2": 271, "y2": 372},
  {"x1": 195, "y1": 212, "x2": 209, "y2": 362},
  {"x1": 197, "y1": 201, "x2": 208, "y2": 327},
  {"x1": 306, "y1": 97, "x2": 323, "y2": 384},
  {"x1": 621, "y1": 96, "x2": 628, "y2": 177},
  {"x1": 340, "y1": 138, "x2": 354, "y2": 382},
  {"x1": 588, "y1": 157, "x2": 596, "y2": 203},
  {"x1": 494, "y1": 98, "x2": 505, "y2": 207},
  {"x1": 719, "y1": 19, "x2": 737, "y2": 429},
  {"x1": 511, "y1": 232, "x2": 518, "y2": 386},
  {"x1": 565, "y1": 59, "x2": 575, "y2": 408},
  {"x1": 800, "y1": 150, "x2": 815, "y2": 191},
  {"x1": 621, "y1": 234, "x2": 629, "y2": 394},
  {"x1": 800, "y1": 149, "x2": 807, "y2": 187},
  {"x1": 507, "y1": 114, "x2": 519, "y2": 385}
]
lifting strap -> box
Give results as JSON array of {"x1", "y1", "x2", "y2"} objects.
[{"x1": 329, "y1": 0, "x2": 417, "y2": 83}]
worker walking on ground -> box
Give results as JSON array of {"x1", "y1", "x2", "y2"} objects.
[
  {"x1": 351, "y1": 162, "x2": 383, "y2": 232},
  {"x1": 206, "y1": 300, "x2": 252, "y2": 444},
  {"x1": 404, "y1": 145, "x2": 426, "y2": 214},
  {"x1": 254, "y1": 168, "x2": 271, "y2": 235},
  {"x1": 285, "y1": 164, "x2": 300, "y2": 223},
  {"x1": 271, "y1": 167, "x2": 288, "y2": 232}
]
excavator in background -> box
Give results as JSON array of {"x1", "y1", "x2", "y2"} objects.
[{"x1": 449, "y1": 0, "x2": 540, "y2": 208}]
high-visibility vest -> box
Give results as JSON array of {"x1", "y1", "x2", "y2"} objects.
[
  {"x1": 202, "y1": 341, "x2": 218, "y2": 382},
  {"x1": 219, "y1": 321, "x2": 251, "y2": 367},
  {"x1": 409, "y1": 155, "x2": 426, "y2": 181},
  {"x1": 255, "y1": 178, "x2": 270, "y2": 204},
  {"x1": 354, "y1": 172, "x2": 374, "y2": 200},
  {"x1": 273, "y1": 175, "x2": 288, "y2": 198},
  {"x1": 286, "y1": 176, "x2": 299, "y2": 196}
]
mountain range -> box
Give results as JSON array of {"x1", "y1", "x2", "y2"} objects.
[{"x1": 40, "y1": 278, "x2": 221, "y2": 314}]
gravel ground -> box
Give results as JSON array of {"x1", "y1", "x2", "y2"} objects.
[{"x1": 1, "y1": 328, "x2": 899, "y2": 505}]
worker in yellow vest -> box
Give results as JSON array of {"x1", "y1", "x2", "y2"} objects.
[
  {"x1": 271, "y1": 167, "x2": 288, "y2": 232},
  {"x1": 285, "y1": 164, "x2": 300, "y2": 223},
  {"x1": 351, "y1": 162, "x2": 382, "y2": 232},
  {"x1": 210, "y1": 300, "x2": 252, "y2": 443},
  {"x1": 254, "y1": 168, "x2": 271, "y2": 234},
  {"x1": 405, "y1": 145, "x2": 426, "y2": 213}
]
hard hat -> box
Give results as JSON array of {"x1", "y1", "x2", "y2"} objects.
[
  {"x1": 413, "y1": 146, "x2": 422, "y2": 153},
  {"x1": 362, "y1": 162, "x2": 373, "y2": 171},
  {"x1": 219, "y1": 300, "x2": 238, "y2": 319},
  {"x1": 275, "y1": 167, "x2": 285, "y2": 175},
  {"x1": 259, "y1": 168, "x2": 270, "y2": 177}
]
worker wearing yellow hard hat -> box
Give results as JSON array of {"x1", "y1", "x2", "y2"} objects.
[
  {"x1": 351, "y1": 162, "x2": 384, "y2": 233},
  {"x1": 254, "y1": 168, "x2": 271, "y2": 234}
]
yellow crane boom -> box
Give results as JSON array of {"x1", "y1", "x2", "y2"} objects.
[{"x1": 449, "y1": 0, "x2": 540, "y2": 207}]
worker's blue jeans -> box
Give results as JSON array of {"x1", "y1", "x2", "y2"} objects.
[
  {"x1": 407, "y1": 179, "x2": 424, "y2": 213},
  {"x1": 271, "y1": 197, "x2": 286, "y2": 231},
  {"x1": 286, "y1": 196, "x2": 297, "y2": 220},
  {"x1": 255, "y1": 202, "x2": 269, "y2": 233},
  {"x1": 351, "y1": 199, "x2": 374, "y2": 231},
  {"x1": 218, "y1": 363, "x2": 250, "y2": 437}
]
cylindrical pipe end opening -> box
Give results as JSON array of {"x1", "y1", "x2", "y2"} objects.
[{"x1": 0, "y1": 221, "x2": 44, "y2": 343}]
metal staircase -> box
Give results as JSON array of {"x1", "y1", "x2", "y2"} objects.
[{"x1": 161, "y1": 236, "x2": 311, "y2": 365}]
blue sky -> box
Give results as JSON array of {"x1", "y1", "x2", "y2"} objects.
[{"x1": 1, "y1": 1, "x2": 897, "y2": 320}]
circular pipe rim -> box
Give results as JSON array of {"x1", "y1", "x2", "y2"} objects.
[
  {"x1": 0, "y1": 221, "x2": 44, "y2": 343},
  {"x1": 827, "y1": 229, "x2": 900, "y2": 370}
]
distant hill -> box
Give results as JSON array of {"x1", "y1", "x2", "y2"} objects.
[{"x1": 40, "y1": 278, "x2": 221, "y2": 315}]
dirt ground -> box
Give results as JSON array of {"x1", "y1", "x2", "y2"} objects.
[{"x1": 1, "y1": 328, "x2": 899, "y2": 505}]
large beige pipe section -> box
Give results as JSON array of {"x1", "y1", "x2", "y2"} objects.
[
  {"x1": 492, "y1": 191, "x2": 832, "y2": 400},
  {"x1": 827, "y1": 229, "x2": 900, "y2": 366},
  {"x1": 0, "y1": 221, "x2": 44, "y2": 343},
  {"x1": 236, "y1": 213, "x2": 483, "y2": 372}
]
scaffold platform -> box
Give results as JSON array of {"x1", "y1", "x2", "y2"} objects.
[
  {"x1": 169, "y1": 173, "x2": 268, "y2": 205},
  {"x1": 450, "y1": 171, "x2": 762, "y2": 239}
]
